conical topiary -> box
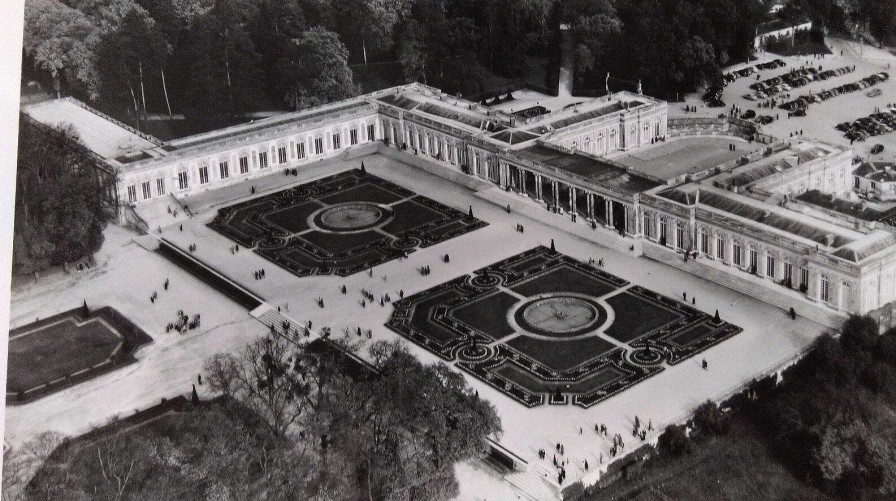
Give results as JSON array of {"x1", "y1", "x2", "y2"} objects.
[
  {"x1": 550, "y1": 239, "x2": 556, "y2": 252},
  {"x1": 360, "y1": 161, "x2": 366, "y2": 174}
]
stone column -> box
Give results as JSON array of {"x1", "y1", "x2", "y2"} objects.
[
  {"x1": 535, "y1": 175, "x2": 543, "y2": 201},
  {"x1": 552, "y1": 181, "x2": 560, "y2": 208},
  {"x1": 605, "y1": 199, "x2": 613, "y2": 227},
  {"x1": 587, "y1": 193, "x2": 594, "y2": 220},
  {"x1": 569, "y1": 186, "x2": 577, "y2": 214}
]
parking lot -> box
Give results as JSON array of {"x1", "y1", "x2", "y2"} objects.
[{"x1": 671, "y1": 37, "x2": 896, "y2": 163}]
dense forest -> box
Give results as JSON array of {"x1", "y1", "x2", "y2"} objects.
[
  {"x1": 13, "y1": 116, "x2": 109, "y2": 274},
  {"x1": 22, "y1": 0, "x2": 896, "y2": 132}
]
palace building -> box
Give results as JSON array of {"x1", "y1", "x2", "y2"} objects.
[{"x1": 23, "y1": 83, "x2": 896, "y2": 318}]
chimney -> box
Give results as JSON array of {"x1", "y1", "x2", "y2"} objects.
[{"x1": 824, "y1": 234, "x2": 835, "y2": 247}]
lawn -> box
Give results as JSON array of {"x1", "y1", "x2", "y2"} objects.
[
  {"x1": 8, "y1": 318, "x2": 121, "y2": 392},
  {"x1": 604, "y1": 292, "x2": 683, "y2": 343},
  {"x1": 6, "y1": 307, "x2": 153, "y2": 403}
]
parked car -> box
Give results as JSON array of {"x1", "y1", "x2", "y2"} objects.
[
  {"x1": 871, "y1": 144, "x2": 884, "y2": 154},
  {"x1": 867, "y1": 89, "x2": 882, "y2": 98},
  {"x1": 742, "y1": 110, "x2": 757, "y2": 119}
]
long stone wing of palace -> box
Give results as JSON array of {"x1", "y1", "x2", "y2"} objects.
[{"x1": 22, "y1": 82, "x2": 896, "y2": 319}]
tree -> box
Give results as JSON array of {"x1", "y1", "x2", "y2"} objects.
[
  {"x1": 23, "y1": 0, "x2": 100, "y2": 98},
  {"x1": 658, "y1": 424, "x2": 691, "y2": 456},
  {"x1": 692, "y1": 400, "x2": 727, "y2": 435},
  {"x1": 14, "y1": 118, "x2": 108, "y2": 274},
  {"x1": 815, "y1": 419, "x2": 896, "y2": 496},
  {"x1": 178, "y1": 9, "x2": 264, "y2": 127},
  {"x1": 277, "y1": 27, "x2": 359, "y2": 110},
  {"x1": 95, "y1": 8, "x2": 171, "y2": 121},
  {"x1": 569, "y1": 2, "x2": 621, "y2": 84},
  {"x1": 398, "y1": 19, "x2": 427, "y2": 83},
  {"x1": 841, "y1": 314, "x2": 879, "y2": 352},
  {"x1": 340, "y1": 341, "x2": 502, "y2": 500},
  {"x1": 205, "y1": 334, "x2": 315, "y2": 438},
  {"x1": 329, "y1": 0, "x2": 412, "y2": 58}
]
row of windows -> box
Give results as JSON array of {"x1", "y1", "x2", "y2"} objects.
[
  {"x1": 127, "y1": 124, "x2": 377, "y2": 201},
  {"x1": 127, "y1": 178, "x2": 167, "y2": 202}
]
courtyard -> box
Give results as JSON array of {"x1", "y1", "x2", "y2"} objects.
[
  {"x1": 609, "y1": 136, "x2": 762, "y2": 181},
  {"x1": 6, "y1": 151, "x2": 833, "y2": 499}
]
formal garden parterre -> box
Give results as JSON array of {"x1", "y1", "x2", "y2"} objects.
[
  {"x1": 386, "y1": 246, "x2": 743, "y2": 408},
  {"x1": 7, "y1": 306, "x2": 153, "y2": 404},
  {"x1": 208, "y1": 169, "x2": 487, "y2": 276}
]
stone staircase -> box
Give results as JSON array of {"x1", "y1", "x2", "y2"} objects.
[
  {"x1": 505, "y1": 462, "x2": 562, "y2": 501},
  {"x1": 642, "y1": 242, "x2": 846, "y2": 330},
  {"x1": 253, "y1": 306, "x2": 302, "y2": 337},
  {"x1": 132, "y1": 234, "x2": 160, "y2": 251}
]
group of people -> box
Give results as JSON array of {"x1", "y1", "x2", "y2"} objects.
[
  {"x1": 187, "y1": 243, "x2": 197, "y2": 252},
  {"x1": 167, "y1": 310, "x2": 200, "y2": 334},
  {"x1": 230, "y1": 244, "x2": 240, "y2": 254},
  {"x1": 515, "y1": 223, "x2": 525, "y2": 233},
  {"x1": 418, "y1": 265, "x2": 432, "y2": 276},
  {"x1": 254, "y1": 269, "x2": 267, "y2": 280},
  {"x1": 788, "y1": 129, "x2": 804, "y2": 137}
]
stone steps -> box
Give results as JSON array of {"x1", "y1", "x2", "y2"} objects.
[
  {"x1": 132, "y1": 234, "x2": 160, "y2": 251},
  {"x1": 505, "y1": 467, "x2": 561, "y2": 501},
  {"x1": 642, "y1": 242, "x2": 845, "y2": 330}
]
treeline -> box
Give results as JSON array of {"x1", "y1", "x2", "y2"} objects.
[
  {"x1": 13, "y1": 116, "x2": 108, "y2": 275},
  {"x1": 566, "y1": 0, "x2": 766, "y2": 99},
  {"x1": 14, "y1": 337, "x2": 501, "y2": 500},
  {"x1": 22, "y1": 0, "x2": 770, "y2": 130},
  {"x1": 656, "y1": 316, "x2": 896, "y2": 499}
]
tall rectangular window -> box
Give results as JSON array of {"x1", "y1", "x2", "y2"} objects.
[
  {"x1": 800, "y1": 268, "x2": 809, "y2": 289},
  {"x1": 367, "y1": 124, "x2": 375, "y2": 141},
  {"x1": 332, "y1": 133, "x2": 341, "y2": 150},
  {"x1": 278, "y1": 146, "x2": 287, "y2": 164},
  {"x1": 315, "y1": 137, "x2": 324, "y2": 155},
  {"x1": 199, "y1": 166, "x2": 209, "y2": 184},
  {"x1": 675, "y1": 223, "x2": 684, "y2": 250},
  {"x1": 820, "y1": 276, "x2": 830, "y2": 302},
  {"x1": 643, "y1": 215, "x2": 652, "y2": 238},
  {"x1": 766, "y1": 255, "x2": 775, "y2": 279},
  {"x1": 258, "y1": 151, "x2": 269, "y2": 168},
  {"x1": 239, "y1": 156, "x2": 249, "y2": 174},
  {"x1": 659, "y1": 219, "x2": 667, "y2": 243},
  {"x1": 784, "y1": 262, "x2": 793, "y2": 285},
  {"x1": 716, "y1": 237, "x2": 725, "y2": 260},
  {"x1": 127, "y1": 184, "x2": 137, "y2": 203},
  {"x1": 749, "y1": 249, "x2": 758, "y2": 272},
  {"x1": 178, "y1": 172, "x2": 188, "y2": 190},
  {"x1": 700, "y1": 232, "x2": 709, "y2": 254},
  {"x1": 297, "y1": 143, "x2": 305, "y2": 159},
  {"x1": 733, "y1": 244, "x2": 742, "y2": 266},
  {"x1": 142, "y1": 181, "x2": 152, "y2": 200},
  {"x1": 156, "y1": 178, "x2": 165, "y2": 196},
  {"x1": 350, "y1": 129, "x2": 358, "y2": 145},
  {"x1": 219, "y1": 161, "x2": 229, "y2": 179}
]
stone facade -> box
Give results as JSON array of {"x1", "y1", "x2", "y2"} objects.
[{"x1": 33, "y1": 83, "x2": 895, "y2": 316}]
